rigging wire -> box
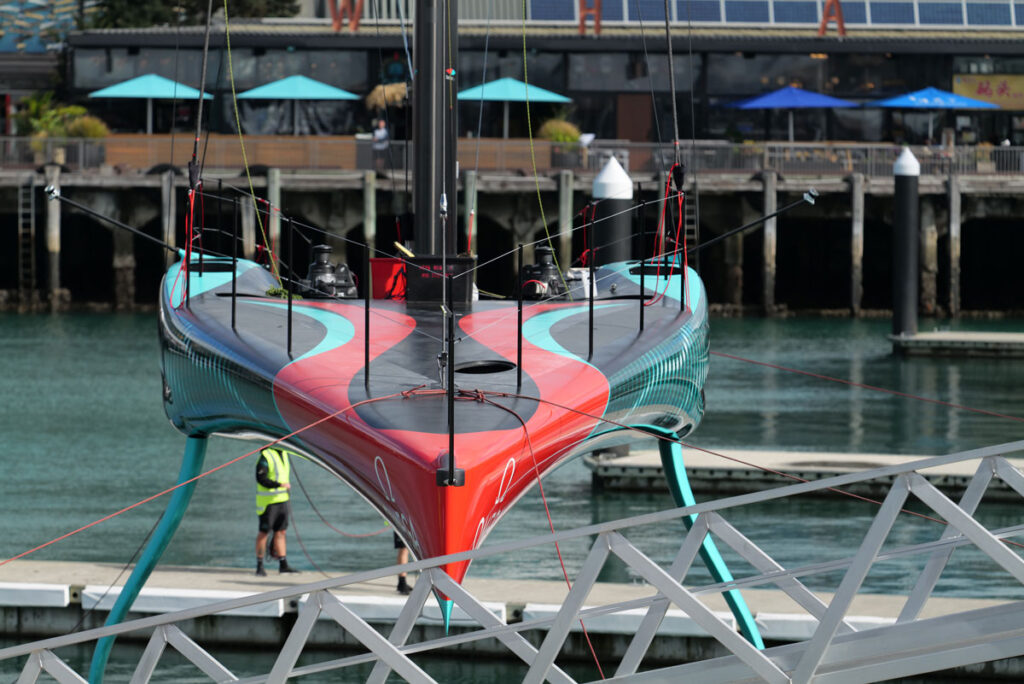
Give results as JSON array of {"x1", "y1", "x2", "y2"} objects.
[
  {"x1": 479, "y1": 389, "x2": 1002, "y2": 533},
  {"x1": 68, "y1": 517, "x2": 160, "y2": 634},
  {"x1": 476, "y1": 393, "x2": 608, "y2": 680},
  {"x1": 291, "y1": 463, "x2": 390, "y2": 538},
  {"x1": 8, "y1": 372, "x2": 1023, "y2": 577},
  {"x1": 222, "y1": 0, "x2": 280, "y2": 285},
  {"x1": 634, "y1": 0, "x2": 664, "y2": 146},
  {"x1": 168, "y1": 5, "x2": 182, "y2": 172},
  {"x1": 521, "y1": 0, "x2": 571, "y2": 298},
  {"x1": 370, "y1": 0, "x2": 400, "y2": 181},
  {"x1": 663, "y1": 0, "x2": 681, "y2": 162},
  {"x1": 199, "y1": 4, "x2": 227, "y2": 179},
  {"x1": 190, "y1": 0, "x2": 215, "y2": 178},
  {"x1": 467, "y1": 0, "x2": 495, "y2": 255},
  {"x1": 287, "y1": 506, "x2": 332, "y2": 578},
  {"x1": 711, "y1": 351, "x2": 1024, "y2": 423},
  {"x1": 395, "y1": 0, "x2": 414, "y2": 81},
  {"x1": 0, "y1": 389, "x2": 417, "y2": 570}
]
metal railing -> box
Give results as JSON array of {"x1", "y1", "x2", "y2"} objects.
[
  {"x1": 5, "y1": 439, "x2": 1024, "y2": 683},
  {"x1": 3, "y1": 135, "x2": 1023, "y2": 178}
]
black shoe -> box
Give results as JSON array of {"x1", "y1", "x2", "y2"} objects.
[
  {"x1": 256, "y1": 564, "x2": 267, "y2": 577},
  {"x1": 279, "y1": 563, "x2": 300, "y2": 574},
  {"x1": 397, "y1": 577, "x2": 412, "y2": 595}
]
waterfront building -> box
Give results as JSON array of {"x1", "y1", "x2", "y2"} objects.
[
  {"x1": 1, "y1": 1, "x2": 1022, "y2": 316},
  {"x1": 48, "y1": 0, "x2": 1024, "y2": 144}
]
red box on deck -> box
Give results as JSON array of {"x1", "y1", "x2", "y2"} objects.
[{"x1": 369, "y1": 257, "x2": 406, "y2": 300}]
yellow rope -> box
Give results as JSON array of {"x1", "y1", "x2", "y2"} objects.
[
  {"x1": 522, "y1": 0, "x2": 570, "y2": 297},
  {"x1": 223, "y1": 0, "x2": 281, "y2": 284}
]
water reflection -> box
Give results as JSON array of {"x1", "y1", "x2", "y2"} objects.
[
  {"x1": 3, "y1": 314, "x2": 1024, "y2": 599},
  {"x1": 699, "y1": 318, "x2": 1024, "y2": 455}
]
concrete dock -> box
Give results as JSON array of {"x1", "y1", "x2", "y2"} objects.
[
  {"x1": 585, "y1": 447, "x2": 1024, "y2": 500},
  {"x1": 892, "y1": 331, "x2": 1024, "y2": 357},
  {"x1": 0, "y1": 560, "x2": 1016, "y2": 671}
]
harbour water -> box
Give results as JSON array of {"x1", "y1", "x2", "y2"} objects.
[{"x1": 2, "y1": 313, "x2": 1024, "y2": 680}]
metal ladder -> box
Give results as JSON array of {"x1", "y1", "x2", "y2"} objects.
[
  {"x1": 17, "y1": 175, "x2": 36, "y2": 310},
  {"x1": 684, "y1": 182, "x2": 699, "y2": 271}
]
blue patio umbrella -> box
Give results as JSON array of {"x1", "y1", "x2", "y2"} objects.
[
  {"x1": 730, "y1": 86, "x2": 857, "y2": 141},
  {"x1": 239, "y1": 75, "x2": 360, "y2": 135},
  {"x1": 458, "y1": 77, "x2": 571, "y2": 138},
  {"x1": 89, "y1": 74, "x2": 212, "y2": 134},
  {"x1": 867, "y1": 86, "x2": 998, "y2": 140}
]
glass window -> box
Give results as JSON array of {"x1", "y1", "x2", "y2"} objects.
[
  {"x1": 706, "y1": 54, "x2": 826, "y2": 96},
  {"x1": 568, "y1": 53, "x2": 699, "y2": 92},
  {"x1": 457, "y1": 50, "x2": 562, "y2": 92},
  {"x1": 828, "y1": 53, "x2": 948, "y2": 98}
]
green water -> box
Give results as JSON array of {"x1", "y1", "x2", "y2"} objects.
[{"x1": 1, "y1": 313, "x2": 1023, "y2": 679}]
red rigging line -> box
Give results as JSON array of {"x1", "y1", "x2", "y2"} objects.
[
  {"x1": 0, "y1": 388, "x2": 420, "y2": 569},
  {"x1": 8, "y1": 369, "x2": 1023, "y2": 569},
  {"x1": 646, "y1": 165, "x2": 685, "y2": 307},
  {"x1": 711, "y1": 351, "x2": 1024, "y2": 423},
  {"x1": 486, "y1": 390, "x2": 963, "y2": 530},
  {"x1": 479, "y1": 392, "x2": 607, "y2": 679}
]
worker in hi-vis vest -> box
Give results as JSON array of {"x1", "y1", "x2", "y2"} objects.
[{"x1": 255, "y1": 447, "x2": 300, "y2": 576}]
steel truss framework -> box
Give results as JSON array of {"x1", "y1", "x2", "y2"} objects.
[{"x1": 5, "y1": 439, "x2": 1024, "y2": 683}]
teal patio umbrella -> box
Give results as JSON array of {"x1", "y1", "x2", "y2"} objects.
[
  {"x1": 238, "y1": 75, "x2": 359, "y2": 135},
  {"x1": 89, "y1": 73, "x2": 212, "y2": 134},
  {"x1": 457, "y1": 77, "x2": 571, "y2": 138}
]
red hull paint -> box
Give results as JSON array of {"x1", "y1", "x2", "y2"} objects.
[{"x1": 272, "y1": 302, "x2": 609, "y2": 583}]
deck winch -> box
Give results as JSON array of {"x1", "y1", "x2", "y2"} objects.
[{"x1": 300, "y1": 244, "x2": 357, "y2": 298}]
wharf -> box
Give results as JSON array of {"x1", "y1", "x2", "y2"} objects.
[
  {"x1": 585, "y1": 447, "x2": 1024, "y2": 500},
  {"x1": 0, "y1": 560, "x2": 1015, "y2": 672},
  {"x1": 892, "y1": 331, "x2": 1024, "y2": 357}
]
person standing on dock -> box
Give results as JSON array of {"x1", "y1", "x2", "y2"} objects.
[
  {"x1": 255, "y1": 447, "x2": 300, "y2": 576},
  {"x1": 394, "y1": 533, "x2": 412, "y2": 594},
  {"x1": 372, "y1": 118, "x2": 390, "y2": 172}
]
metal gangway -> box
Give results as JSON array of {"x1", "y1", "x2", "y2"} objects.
[{"x1": 6, "y1": 439, "x2": 1024, "y2": 683}]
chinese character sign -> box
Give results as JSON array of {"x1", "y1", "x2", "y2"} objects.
[{"x1": 955, "y1": 75, "x2": 1024, "y2": 107}]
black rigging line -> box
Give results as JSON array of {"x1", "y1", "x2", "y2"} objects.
[
  {"x1": 46, "y1": 189, "x2": 177, "y2": 254},
  {"x1": 199, "y1": 19, "x2": 226, "y2": 178},
  {"x1": 634, "y1": 0, "x2": 664, "y2": 147},
  {"x1": 168, "y1": 6, "x2": 182, "y2": 171},
  {"x1": 370, "y1": 0, "x2": 400, "y2": 181},
  {"x1": 68, "y1": 517, "x2": 160, "y2": 634},
  {"x1": 663, "y1": 0, "x2": 681, "y2": 162},
  {"x1": 190, "y1": 0, "x2": 215, "y2": 189}
]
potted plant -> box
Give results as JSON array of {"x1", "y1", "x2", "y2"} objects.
[
  {"x1": 15, "y1": 92, "x2": 110, "y2": 166},
  {"x1": 539, "y1": 117, "x2": 582, "y2": 168}
]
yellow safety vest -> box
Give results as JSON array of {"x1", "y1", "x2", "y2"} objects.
[{"x1": 256, "y1": 448, "x2": 291, "y2": 515}]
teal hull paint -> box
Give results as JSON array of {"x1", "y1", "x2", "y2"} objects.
[
  {"x1": 658, "y1": 438, "x2": 765, "y2": 649},
  {"x1": 440, "y1": 598, "x2": 453, "y2": 633},
  {"x1": 88, "y1": 435, "x2": 208, "y2": 683}
]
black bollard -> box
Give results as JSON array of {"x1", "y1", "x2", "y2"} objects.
[
  {"x1": 893, "y1": 147, "x2": 920, "y2": 338},
  {"x1": 591, "y1": 155, "x2": 634, "y2": 265}
]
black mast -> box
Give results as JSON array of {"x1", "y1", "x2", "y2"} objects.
[{"x1": 412, "y1": 0, "x2": 458, "y2": 257}]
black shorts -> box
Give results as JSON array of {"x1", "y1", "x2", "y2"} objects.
[
  {"x1": 258, "y1": 501, "x2": 290, "y2": 533},
  {"x1": 393, "y1": 532, "x2": 405, "y2": 549}
]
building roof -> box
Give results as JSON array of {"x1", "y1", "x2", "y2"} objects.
[{"x1": 65, "y1": 21, "x2": 1024, "y2": 55}]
